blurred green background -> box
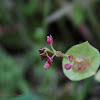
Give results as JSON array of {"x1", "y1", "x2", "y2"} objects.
[{"x1": 0, "y1": 0, "x2": 100, "y2": 100}]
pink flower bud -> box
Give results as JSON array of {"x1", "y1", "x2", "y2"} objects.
[
  {"x1": 39, "y1": 48, "x2": 44, "y2": 54},
  {"x1": 47, "y1": 56, "x2": 53, "y2": 64},
  {"x1": 64, "y1": 64, "x2": 72, "y2": 70},
  {"x1": 43, "y1": 61, "x2": 51, "y2": 70},
  {"x1": 47, "y1": 35, "x2": 53, "y2": 44},
  {"x1": 40, "y1": 54, "x2": 47, "y2": 61},
  {"x1": 56, "y1": 51, "x2": 63, "y2": 57},
  {"x1": 68, "y1": 55, "x2": 73, "y2": 62}
]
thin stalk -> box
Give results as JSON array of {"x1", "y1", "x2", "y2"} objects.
[
  {"x1": 77, "y1": 77, "x2": 93, "y2": 100},
  {"x1": 72, "y1": 81, "x2": 78, "y2": 100},
  {"x1": 51, "y1": 54, "x2": 56, "y2": 59},
  {"x1": 44, "y1": 47, "x2": 68, "y2": 59},
  {"x1": 50, "y1": 44, "x2": 56, "y2": 52}
]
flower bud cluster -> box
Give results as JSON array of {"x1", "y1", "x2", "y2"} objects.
[
  {"x1": 39, "y1": 48, "x2": 53, "y2": 70},
  {"x1": 39, "y1": 48, "x2": 49, "y2": 61},
  {"x1": 39, "y1": 35, "x2": 54, "y2": 70}
]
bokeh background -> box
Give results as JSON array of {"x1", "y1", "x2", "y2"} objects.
[{"x1": 0, "y1": 0, "x2": 100, "y2": 100}]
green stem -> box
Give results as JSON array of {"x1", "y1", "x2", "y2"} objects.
[
  {"x1": 52, "y1": 54, "x2": 55, "y2": 59},
  {"x1": 44, "y1": 47, "x2": 68, "y2": 59},
  {"x1": 73, "y1": 82, "x2": 78, "y2": 100},
  {"x1": 77, "y1": 77, "x2": 93, "y2": 100},
  {"x1": 50, "y1": 44, "x2": 56, "y2": 52}
]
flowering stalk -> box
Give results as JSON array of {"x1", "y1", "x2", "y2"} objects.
[
  {"x1": 39, "y1": 34, "x2": 74, "y2": 70},
  {"x1": 43, "y1": 47, "x2": 68, "y2": 59}
]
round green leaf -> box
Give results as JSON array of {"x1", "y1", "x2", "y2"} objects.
[{"x1": 62, "y1": 41, "x2": 100, "y2": 81}]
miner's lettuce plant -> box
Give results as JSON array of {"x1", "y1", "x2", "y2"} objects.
[{"x1": 39, "y1": 35, "x2": 100, "y2": 81}]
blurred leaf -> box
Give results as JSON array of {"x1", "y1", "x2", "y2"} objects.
[
  {"x1": 19, "y1": 0, "x2": 40, "y2": 16},
  {"x1": 0, "y1": 46, "x2": 30, "y2": 94},
  {"x1": 72, "y1": 5, "x2": 85, "y2": 26},
  {"x1": 11, "y1": 94, "x2": 43, "y2": 100},
  {"x1": 1, "y1": 33, "x2": 27, "y2": 49},
  {"x1": 33, "y1": 27, "x2": 45, "y2": 42}
]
